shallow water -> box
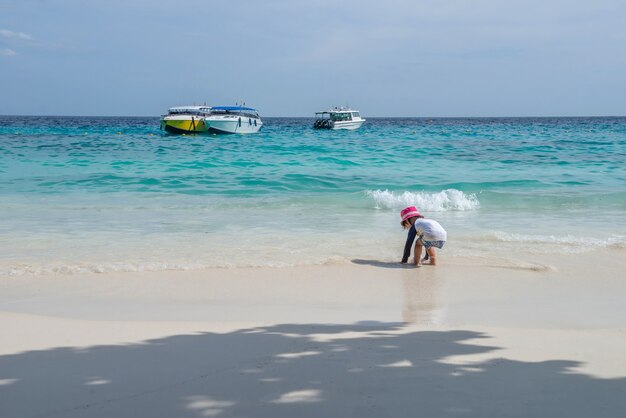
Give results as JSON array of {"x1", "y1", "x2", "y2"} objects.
[{"x1": 1, "y1": 116, "x2": 625, "y2": 274}]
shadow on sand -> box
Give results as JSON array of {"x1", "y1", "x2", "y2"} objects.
[
  {"x1": 1, "y1": 322, "x2": 625, "y2": 417},
  {"x1": 351, "y1": 259, "x2": 413, "y2": 269}
]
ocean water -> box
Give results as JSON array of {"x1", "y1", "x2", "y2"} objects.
[{"x1": 1, "y1": 116, "x2": 625, "y2": 275}]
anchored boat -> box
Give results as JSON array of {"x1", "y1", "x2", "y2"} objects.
[
  {"x1": 205, "y1": 106, "x2": 263, "y2": 134},
  {"x1": 313, "y1": 107, "x2": 365, "y2": 130},
  {"x1": 160, "y1": 106, "x2": 211, "y2": 134},
  {"x1": 160, "y1": 105, "x2": 263, "y2": 134}
]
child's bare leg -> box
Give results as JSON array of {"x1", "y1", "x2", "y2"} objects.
[
  {"x1": 426, "y1": 248, "x2": 437, "y2": 265},
  {"x1": 413, "y1": 242, "x2": 423, "y2": 266}
]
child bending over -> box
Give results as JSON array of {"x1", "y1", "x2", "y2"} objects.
[{"x1": 400, "y1": 206, "x2": 447, "y2": 266}]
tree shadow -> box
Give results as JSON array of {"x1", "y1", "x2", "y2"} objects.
[{"x1": 1, "y1": 322, "x2": 625, "y2": 417}]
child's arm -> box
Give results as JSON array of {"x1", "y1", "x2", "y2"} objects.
[{"x1": 401, "y1": 226, "x2": 417, "y2": 263}]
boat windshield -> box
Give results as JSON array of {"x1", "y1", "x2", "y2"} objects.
[
  {"x1": 168, "y1": 107, "x2": 210, "y2": 116},
  {"x1": 210, "y1": 108, "x2": 259, "y2": 119},
  {"x1": 330, "y1": 112, "x2": 353, "y2": 122}
]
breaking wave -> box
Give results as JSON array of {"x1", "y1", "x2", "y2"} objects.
[{"x1": 365, "y1": 189, "x2": 480, "y2": 211}]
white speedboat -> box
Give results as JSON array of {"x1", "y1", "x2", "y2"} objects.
[
  {"x1": 313, "y1": 107, "x2": 365, "y2": 130},
  {"x1": 205, "y1": 106, "x2": 263, "y2": 134},
  {"x1": 160, "y1": 106, "x2": 211, "y2": 134}
]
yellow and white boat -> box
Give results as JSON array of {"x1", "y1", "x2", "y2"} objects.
[{"x1": 160, "y1": 106, "x2": 211, "y2": 134}]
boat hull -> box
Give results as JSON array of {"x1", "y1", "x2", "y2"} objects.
[
  {"x1": 313, "y1": 119, "x2": 365, "y2": 130},
  {"x1": 330, "y1": 120, "x2": 365, "y2": 130},
  {"x1": 160, "y1": 116, "x2": 208, "y2": 134},
  {"x1": 205, "y1": 116, "x2": 263, "y2": 134}
]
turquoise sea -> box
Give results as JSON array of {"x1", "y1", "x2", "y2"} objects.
[{"x1": 1, "y1": 116, "x2": 625, "y2": 275}]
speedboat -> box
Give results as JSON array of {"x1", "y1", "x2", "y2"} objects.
[
  {"x1": 160, "y1": 106, "x2": 211, "y2": 134},
  {"x1": 313, "y1": 107, "x2": 365, "y2": 130},
  {"x1": 204, "y1": 106, "x2": 263, "y2": 134}
]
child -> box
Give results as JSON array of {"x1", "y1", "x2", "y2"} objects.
[{"x1": 400, "y1": 206, "x2": 447, "y2": 266}]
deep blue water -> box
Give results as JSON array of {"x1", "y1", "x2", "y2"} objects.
[{"x1": 2, "y1": 116, "x2": 625, "y2": 199}]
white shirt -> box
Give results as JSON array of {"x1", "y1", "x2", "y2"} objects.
[{"x1": 413, "y1": 218, "x2": 447, "y2": 241}]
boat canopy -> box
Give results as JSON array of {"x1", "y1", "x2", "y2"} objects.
[
  {"x1": 167, "y1": 106, "x2": 211, "y2": 115},
  {"x1": 315, "y1": 109, "x2": 360, "y2": 121},
  {"x1": 211, "y1": 106, "x2": 258, "y2": 112},
  {"x1": 316, "y1": 106, "x2": 354, "y2": 113},
  {"x1": 209, "y1": 106, "x2": 260, "y2": 119}
]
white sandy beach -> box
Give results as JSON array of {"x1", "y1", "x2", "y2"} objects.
[{"x1": 1, "y1": 250, "x2": 626, "y2": 417}]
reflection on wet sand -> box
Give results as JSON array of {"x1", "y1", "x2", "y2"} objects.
[
  {"x1": 350, "y1": 259, "x2": 445, "y2": 325},
  {"x1": 401, "y1": 267, "x2": 444, "y2": 324}
]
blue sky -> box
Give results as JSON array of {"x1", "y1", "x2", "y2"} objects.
[{"x1": 1, "y1": 0, "x2": 625, "y2": 116}]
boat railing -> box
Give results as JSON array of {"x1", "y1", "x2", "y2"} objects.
[
  {"x1": 209, "y1": 110, "x2": 260, "y2": 119},
  {"x1": 167, "y1": 111, "x2": 208, "y2": 116}
]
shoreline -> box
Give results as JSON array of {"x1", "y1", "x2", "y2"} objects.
[
  {"x1": 2, "y1": 249, "x2": 624, "y2": 326},
  {"x1": 1, "y1": 249, "x2": 626, "y2": 417}
]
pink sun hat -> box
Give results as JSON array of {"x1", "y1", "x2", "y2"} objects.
[{"x1": 400, "y1": 206, "x2": 422, "y2": 222}]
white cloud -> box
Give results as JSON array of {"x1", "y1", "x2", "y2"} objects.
[
  {"x1": 0, "y1": 29, "x2": 33, "y2": 41},
  {"x1": 0, "y1": 28, "x2": 34, "y2": 55},
  {"x1": 271, "y1": 389, "x2": 322, "y2": 404},
  {"x1": 0, "y1": 48, "x2": 17, "y2": 56}
]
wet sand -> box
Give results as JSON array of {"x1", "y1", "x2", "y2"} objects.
[{"x1": 1, "y1": 250, "x2": 625, "y2": 417}]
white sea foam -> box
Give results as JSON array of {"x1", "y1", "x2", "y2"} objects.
[
  {"x1": 0, "y1": 261, "x2": 215, "y2": 277},
  {"x1": 0, "y1": 258, "x2": 350, "y2": 276},
  {"x1": 479, "y1": 231, "x2": 626, "y2": 253},
  {"x1": 365, "y1": 189, "x2": 480, "y2": 211}
]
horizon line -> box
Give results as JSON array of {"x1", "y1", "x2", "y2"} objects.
[{"x1": 2, "y1": 114, "x2": 625, "y2": 119}]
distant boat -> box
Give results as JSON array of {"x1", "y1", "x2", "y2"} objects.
[
  {"x1": 160, "y1": 105, "x2": 263, "y2": 134},
  {"x1": 205, "y1": 106, "x2": 263, "y2": 134},
  {"x1": 313, "y1": 107, "x2": 365, "y2": 130},
  {"x1": 160, "y1": 106, "x2": 211, "y2": 134}
]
